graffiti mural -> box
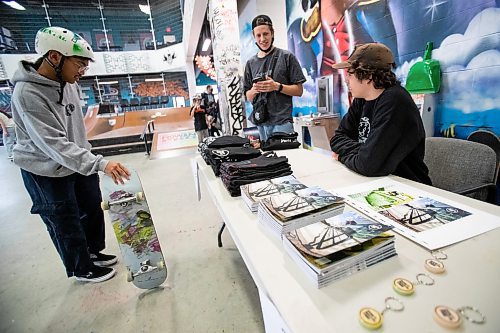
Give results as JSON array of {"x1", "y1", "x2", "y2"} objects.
[
  {"x1": 209, "y1": 0, "x2": 246, "y2": 135},
  {"x1": 283, "y1": 0, "x2": 499, "y2": 138},
  {"x1": 227, "y1": 76, "x2": 245, "y2": 135}
]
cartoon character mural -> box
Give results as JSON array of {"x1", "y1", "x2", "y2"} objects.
[
  {"x1": 284, "y1": 0, "x2": 499, "y2": 138},
  {"x1": 286, "y1": 0, "x2": 398, "y2": 117}
]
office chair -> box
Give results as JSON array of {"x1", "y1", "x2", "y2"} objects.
[
  {"x1": 467, "y1": 130, "x2": 500, "y2": 163},
  {"x1": 467, "y1": 130, "x2": 500, "y2": 204},
  {"x1": 424, "y1": 137, "x2": 498, "y2": 203}
]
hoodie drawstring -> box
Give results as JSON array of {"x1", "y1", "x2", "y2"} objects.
[{"x1": 43, "y1": 56, "x2": 67, "y2": 105}]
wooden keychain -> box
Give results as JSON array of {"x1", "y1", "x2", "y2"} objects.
[
  {"x1": 433, "y1": 305, "x2": 486, "y2": 329},
  {"x1": 393, "y1": 273, "x2": 435, "y2": 296},
  {"x1": 359, "y1": 297, "x2": 404, "y2": 330},
  {"x1": 425, "y1": 250, "x2": 447, "y2": 274}
]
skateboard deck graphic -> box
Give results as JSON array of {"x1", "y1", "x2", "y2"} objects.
[{"x1": 101, "y1": 169, "x2": 167, "y2": 289}]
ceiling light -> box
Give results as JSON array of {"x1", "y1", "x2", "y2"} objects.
[
  {"x1": 98, "y1": 81, "x2": 118, "y2": 85},
  {"x1": 2, "y1": 1, "x2": 26, "y2": 10},
  {"x1": 145, "y1": 78, "x2": 163, "y2": 82},
  {"x1": 201, "y1": 38, "x2": 211, "y2": 52},
  {"x1": 358, "y1": 0, "x2": 381, "y2": 6},
  {"x1": 139, "y1": 4, "x2": 150, "y2": 15}
]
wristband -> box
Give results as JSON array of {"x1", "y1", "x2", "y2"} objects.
[{"x1": 278, "y1": 83, "x2": 283, "y2": 92}]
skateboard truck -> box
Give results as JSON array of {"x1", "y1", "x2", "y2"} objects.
[
  {"x1": 127, "y1": 259, "x2": 166, "y2": 282},
  {"x1": 101, "y1": 192, "x2": 145, "y2": 210}
]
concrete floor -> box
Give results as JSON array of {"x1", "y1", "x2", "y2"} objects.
[{"x1": 0, "y1": 148, "x2": 265, "y2": 333}]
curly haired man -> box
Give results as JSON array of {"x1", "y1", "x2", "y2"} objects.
[{"x1": 330, "y1": 43, "x2": 431, "y2": 185}]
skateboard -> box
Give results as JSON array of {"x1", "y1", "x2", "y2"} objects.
[{"x1": 100, "y1": 168, "x2": 167, "y2": 289}]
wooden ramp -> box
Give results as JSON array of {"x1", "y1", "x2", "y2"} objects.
[{"x1": 84, "y1": 107, "x2": 194, "y2": 156}]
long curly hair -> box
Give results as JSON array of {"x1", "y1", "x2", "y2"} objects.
[{"x1": 347, "y1": 60, "x2": 400, "y2": 89}]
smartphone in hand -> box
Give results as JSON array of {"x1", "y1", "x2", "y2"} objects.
[{"x1": 252, "y1": 76, "x2": 266, "y2": 84}]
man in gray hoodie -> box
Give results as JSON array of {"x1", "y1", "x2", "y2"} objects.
[{"x1": 11, "y1": 27, "x2": 130, "y2": 283}]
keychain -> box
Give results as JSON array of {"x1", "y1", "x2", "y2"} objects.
[
  {"x1": 433, "y1": 305, "x2": 486, "y2": 329},
  {"x1": 359, "y1": 297, "x2": 404, "y2": 330},
  {"x1": 393, "y1": 273, "x2": 435, "y2": 296},
  {"x1": 425, "y1": 250, "x2": 447, "y2": 274}
]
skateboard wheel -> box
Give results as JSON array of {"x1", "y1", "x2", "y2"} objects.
[
  {"x1": 158, "y1": 260, "x2": 165, "y2": 269},
  {"x1": 127, "y1": 270, "x2": 134, "y2": 282},
  {"x1": 101, "y1": 201, "x2": 110, "y2": 210},
  {"x1": 136, "y1": 192, "x2": 145, "y2": 202}
]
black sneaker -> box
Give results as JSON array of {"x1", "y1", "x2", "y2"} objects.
[
  {"x1": 90, "y1": 252, "x2": 118, "y2": 267},
  {"x1": 75, "y1": 265, "x2": 116, "y2": 283}
]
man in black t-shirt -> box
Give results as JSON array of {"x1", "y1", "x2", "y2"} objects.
[
  {"x1": 330, "y1": 43, "x2": 432, "y2": 185},
  {"x1": 243, "y1": 15, "x2": 306, "y2": 143}
]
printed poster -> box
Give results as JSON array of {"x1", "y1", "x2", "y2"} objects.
[{"x1": 337, "y1": 178, "x2": 500, "y2": 250}]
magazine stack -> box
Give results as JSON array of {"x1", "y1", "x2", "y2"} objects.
[
  {"x1": 257, "y1": 186, "x2": 345, "y2": 239},
  {"x1": 283, "y1": 211, "x2": 397, "y2": 288},
  {"x1": 240, "y1": 175, "x2": 307, "y2": 211}
]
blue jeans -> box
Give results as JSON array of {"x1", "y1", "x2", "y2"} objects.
[
  {"x1": 21, "y1": 170, "x2": 106, "y2": 277},
  {"x1": 258, "y1": 122, "x2": 294, "y2": 143}
]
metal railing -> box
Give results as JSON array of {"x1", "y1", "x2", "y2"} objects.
[{"x1": 140, "y1": 119, "x2": 155, "y2": 155}]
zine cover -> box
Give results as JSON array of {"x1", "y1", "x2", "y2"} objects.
[
  {"x1": 242, "y1": 175, "x2": 307, "y2": 203},
  {"x1": 263, "y1": 186, "x2": 344, "y2": 222},
  {"x1": 337, "y1": 178, "x2": 500, "y2": 250},
  {"x1": 285, "y1": 211, "x2": 393, "y2": 259}
]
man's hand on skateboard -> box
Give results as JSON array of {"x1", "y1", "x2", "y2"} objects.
[{"x1": 104, "y1": 161, "x2": 131, "y2": 185}]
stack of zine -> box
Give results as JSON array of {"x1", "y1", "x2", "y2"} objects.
[
  {"x1": 257, "y1": 186, "x2": 345, "y2": 239},
  {"x1": 241, "y1": 175, "x2": 307, "y2": 212},
  {"x1": 220, "y1": 152, "x2": 293, "y2": 197},
  {"x1": 198, "y1": 135, "x2": 251, "y2": 166},
  {"x1": 283, "y1": 211, "x2": 396, "y2": 288}
]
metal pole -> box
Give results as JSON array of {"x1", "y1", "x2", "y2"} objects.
[
  {"x1": 42, "y1": 0, "x2": 51, "y2": 26},
  {"x1": 161, "y1": 73, "x2": 166, "y2": 95},
  {"x1": 128, "y1": 75, "x2": 134, "y2": 97},
  {"x1": 97, "y1": 0, "x2": 110, "y2": 51},
  {"x1": 95, "y1": 76, "x2": 103, "y2": 103},
  {"x1": 147, "y1": 0, "x2": 157, "y2": 50}
]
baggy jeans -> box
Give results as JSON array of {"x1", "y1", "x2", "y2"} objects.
[{"x1": 21, "y1": 170, "x2": 106, "y2": 277}]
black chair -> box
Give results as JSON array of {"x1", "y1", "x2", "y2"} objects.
[
  {"x1": 119, "y1": 98, "x2": 130, "y2": 112},
  {"x1": 467, "y1": 130, "x2": 500, "y2": 164},
  {"x1": 424, "y1": 137, "x2": 498, "y2": 203},
  {"x1": 467, "y1": 130, "x2": 500, "y2": 204},
  {"x1": 149, "y1": 96, "x2": 160, "y2": 109},
  {"x1": 129, "y1": 98, "x2": 140, "y2": 111},
  {"x1": 160, "y1": 95, "x2": 170, "y2": 108},
  {"x1": 140, "y1": 97, "x2": 150, "y2": 110}
]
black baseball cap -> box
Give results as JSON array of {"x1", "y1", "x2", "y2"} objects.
[{"x1": 252, "y1": 15, "x2": 273, "y2": 30}]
